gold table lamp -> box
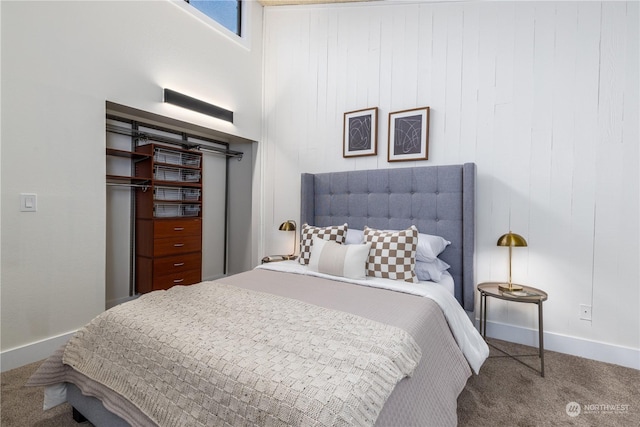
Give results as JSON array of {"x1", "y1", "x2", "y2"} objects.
[
  {"x1": 279, "y1": 220, "x2": 297, "y2": 259},
  {"x1": 497, "y1": 231, "x2": 528, "y2": 291}
]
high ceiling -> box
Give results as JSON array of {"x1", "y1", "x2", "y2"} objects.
[{"x1": 259, "y1": 0, "x2": 375, "y2": 6}]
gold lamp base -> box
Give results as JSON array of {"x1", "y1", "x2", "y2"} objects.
[{"x1": 499, "y1": 283, "x2": 524, "y2": 292}]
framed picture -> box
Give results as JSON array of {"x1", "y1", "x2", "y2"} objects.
[
  {"x1": 343, "y1": 107, "x2": 378, "y2": 158},
  {"x1": 387, "y1": 107, "x2": 430, "y2": 162}
]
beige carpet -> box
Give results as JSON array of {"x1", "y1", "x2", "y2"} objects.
[
  {"x1": 2, "y1": 338, "x2": 638, "y2": 426},
  {"x1": 458, "y1": 339, "x2": 640, "y2": 426},
  {"x1": 1, "y1": 360, "x2": 84, "y2": 427}
]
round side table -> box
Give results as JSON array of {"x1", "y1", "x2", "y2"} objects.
[{"x1": 477, "y1": 282, "x2": 548, "y2": 377}]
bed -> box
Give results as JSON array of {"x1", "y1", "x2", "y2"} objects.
[{"x1": 27, "y1": 163, "x2": 488, "y2": 427}]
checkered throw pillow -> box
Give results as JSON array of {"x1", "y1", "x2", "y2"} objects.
[
  {"x1": 363, "y1": 226, "x2": 419, "y2": 283},
  {"x1": 298, "y1": 223, "x2": 348, "y2": 265}
]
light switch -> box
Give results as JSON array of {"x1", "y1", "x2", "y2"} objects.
[{"x1": 20, "y1": 193, "x2": 37, "y2": 212}]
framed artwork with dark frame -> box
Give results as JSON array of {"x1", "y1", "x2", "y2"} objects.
[
  {"x1": 343, "y1": 107, "x2": 378, "y2": 158},
  {"x1": 387, "y1": 107, "x2": 430, "y2": 162}
]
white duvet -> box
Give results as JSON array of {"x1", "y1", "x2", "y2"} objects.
[{"x1": 256, "y1": 261, "x2": 489, "y2": 374}]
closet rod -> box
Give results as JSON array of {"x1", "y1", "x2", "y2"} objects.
[
  {"x1": 198, "y1": 145, "x2": 243, "y2": 160},
  {"x1": 105, "y1": 123, "x2": 243, "y2": 160},
  {"x1": 107, "y1": 182, "x2": 150, "y2": 190}
]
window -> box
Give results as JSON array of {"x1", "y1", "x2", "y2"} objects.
[{"x1": 185, "y1": 0, "x2": 241, "y2": 36}]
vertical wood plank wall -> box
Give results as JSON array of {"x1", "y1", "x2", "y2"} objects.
[{"x1": 261, "y1": 1, "x2": 639, "y2": 357}]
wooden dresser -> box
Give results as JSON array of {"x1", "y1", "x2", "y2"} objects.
[{"x1": 134, "y1": 144, "x2": 203, "y2": 294}]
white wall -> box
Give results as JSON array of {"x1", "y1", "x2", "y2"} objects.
[
  {"x1": 261, "y1": 1, "x2": 639, "y2": 367},
  {"x1": 228, "y1": 141, "x2": 258, "y2": 276},
  {"x1": 1, "y1": 0, "x2": 263, "y2": 368}
]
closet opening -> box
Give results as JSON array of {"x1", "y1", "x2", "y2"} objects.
[{"x1": 105, "y1": 102, "x2": 254, "y2": 309}]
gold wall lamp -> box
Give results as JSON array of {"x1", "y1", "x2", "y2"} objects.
[{"x1": 497, "y1": 231, "x2": 528, "y2": 291}]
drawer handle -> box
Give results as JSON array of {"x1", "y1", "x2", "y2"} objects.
[
  {"x1": 174, "y1": 243, "x2": 185, "y2": 247},
  {"x1": 173, "y1": 278, "x2": 184, "y2": 283},
  {"x1": 174, "y1": 227, "x2": 185, "y2": 231},
  {"x1": 173, "y1": 262, "x2": 185, "y2": 267}
]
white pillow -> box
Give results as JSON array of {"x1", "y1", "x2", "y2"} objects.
[
  {"x1": 415, "y1": 258, "x2": 450, "y2": 282},
  {"x1": 381, "y1": 229, "x2": 450, "y2": 263},
  {"x1": 308, "y1": 237, "x2": 371, "y2": 280},
  {"x1": 416, "y1": 233, "x2": 451, "y2": 262},
  {"x1": 345, "y1": 228, "x2": 364, "y2": 245}
]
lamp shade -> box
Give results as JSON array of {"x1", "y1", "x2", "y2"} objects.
[
  {"x1": 497, "y1": 232, "x2": 528, "y2": 247},
  {"x1": 279, "y1": 220, "x2": 296, "y2": 232},
  {"x1": 497, "y1": 231, "x2": 527, "y2": 292},
  {"x1": 279, "y1": 220, "x2": 297, "y2": 258}
]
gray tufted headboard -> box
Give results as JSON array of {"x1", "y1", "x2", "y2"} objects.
[{"x1": 300, "y1": 163, "x2": 476, "y2": 311}]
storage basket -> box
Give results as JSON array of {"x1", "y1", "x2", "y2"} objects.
[
  {"x1": 182, "y1": 205, "x2": 201, "y2": 217},
  {"x1": 154, "y1": 203, "x2": 201, "y2": 218},
  {"x1": 181, "y1": 188, "x2": 201, "y2": 201},
  {"x1": 154, "y1": 166, "x2": 201, "y2": 183},
  {"x1": 154, "y1": 187, "x2": 201, "y2": 201},
  {"x1": 182, "y1": 152, "x2": 201, "y2": 167},
  {"x1": 154, "y1": 148, "x2": 201, "y2": 168},
  {"x1": 154, "y1": 187, "x2": 181, "y2": 201}
]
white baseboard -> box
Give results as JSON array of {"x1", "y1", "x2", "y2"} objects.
[
  {"x1": 480, "y1": 319, "x2": 640, "y2": 370},
  {"x1": 1, "y1": 331, "x2": 76, "y2": 372}
]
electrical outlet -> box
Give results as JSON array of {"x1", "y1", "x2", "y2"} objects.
[{"x1": 580, "y1": 304, "x2": 592, "y2": 321}]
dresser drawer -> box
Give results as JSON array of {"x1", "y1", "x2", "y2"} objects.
[
  {"x1": 153, "y1": 268, "x2": 201, "y2": 291},
  {"x1": 154, "y1": 218, "x2": 201, "y2": 239},
  {"x1": 153, "y1": 235, "x2": 201, "y2": 257},
  {"x1": 154, "y1": 253, "x2": 202, "y2": 275}
]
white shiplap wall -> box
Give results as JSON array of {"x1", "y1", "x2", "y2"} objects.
[{"x1": 261, "y1": 1, "x2": 639, "y2": 366}]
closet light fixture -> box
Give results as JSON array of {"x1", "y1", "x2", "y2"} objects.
[
  {"x1": 497, "y1": 231, "x2": 528, "y2": 292},
  {"x1": 163, "y1": 88, "x2": 233, "y2": 123},
  {"x1": 279, "y1": 220, "x2": 297, "y2": 260}
]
